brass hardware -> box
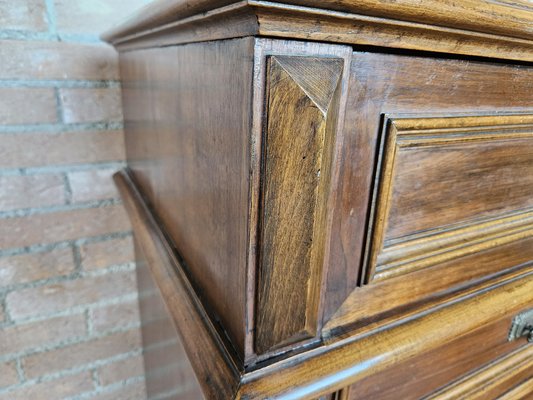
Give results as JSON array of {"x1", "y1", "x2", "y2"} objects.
[{"x1": 508, "y1": 309, "x2": 533, "y2": 343}]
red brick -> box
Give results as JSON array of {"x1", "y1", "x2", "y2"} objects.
[
  {"x1": 80, "y1": 237, "x2": 134, "y2": 271},
  {"x1": 91, "y1": 299, "x2": 140, "y2": 334},
  {"x1": 0, "y1": 175, "x2": 65, "y2": 212},
  {"x1": 22, "y1": 329, "x2": 142, "y2": 379},
  {"x1": 143, "y1": 340, "x2": 188, "y2": 377},
  {"x1": 60, "y1": 88, "x2": 122, "y2": 124},
  {"x1": 0, "y1": 314, "x2": 86, "y2": 356},
  {"x1": 0, "y1": 130, "x2": 125, "y2": 169},
  {"x1": 141, "y1": 318, "x2": 177, "y2": 346},
  {"x1": 0, "y1": 360, "x2": 18, "y2": 389},
  {"x1": 0, "y1": 40, "x2": 118, "y2": 80},
  {"x1": 0, "y1": 372, "x2": 93, "y2": 400},
  {"x1": 88, "y1": 380, "x2": 146, "y2": 400},
  {"x1": 0, "y1": 205, "x2": 130, "y2": 250},
  {"x1": 6, "y1": 270, "x2": 137, "y2": 320},
  {"x1": 0, "y1": 248, "x2": 75, "y2": 287},
  {"x1": 54, "y1": 0, "x2": 151, "y2": 35},
  {"x1": 145, "y1": 362, "x2": 197, "y2": 399},
  {"x1": 97, "y1": 354, "x2": 145, "y2": 386},
  {"x1": 69, "y1": 168, "x2": 119, "y2": 203},
  {"x1": 0, "y1": 88, "x2": 56, "y2": 125},
  {"x1": 0, "y1": 0, "x2": 47, "y2": 31}
]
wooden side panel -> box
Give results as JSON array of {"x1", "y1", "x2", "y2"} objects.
[
  {"x1": 103, "y1": 0, "x2": 533, "y2": 44},
  {"x1": 283, "y1": 0, "x2": 533, "y2": 41},
  {"x1": 255, "y1": 55, "x2": 344, "y2": 354},
  {"x1": 366, "y1": 115, "x2": 533, "y2": 282},
  {"x1": 115, "y1": 171, "x2": 240, "y2": 399},
  {"x1": 119, "y1": 38, "x2": 254, "y2": 356}
]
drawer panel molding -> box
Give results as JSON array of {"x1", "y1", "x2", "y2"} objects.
[
  {"x1": 365, "y1": 114, "x2": 533, "y2": 282},
  {"x1": 425, "y1": 346, "x2": 533, "y2": 400}
]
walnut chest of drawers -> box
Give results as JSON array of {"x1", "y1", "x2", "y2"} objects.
[{"x1": 104, "y1": 1, "x2": 533, "y2": 398}]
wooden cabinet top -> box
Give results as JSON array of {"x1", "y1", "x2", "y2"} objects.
[{"x1": 103, "y1": 0, "x2": 533, "y2": 61}]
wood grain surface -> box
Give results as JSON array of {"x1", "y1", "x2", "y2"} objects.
[
  {"x1": 346, "y1": 318, "x2": 531, "y2": 399},
  {"x1": 119, "y1": 38, "x2": 254, "y2": 356},
  {"x1": 247, "y1": 39, "x2": 352, "y2": 361},
  {"x1": 426, "y1": 346, "x2": 533, "y2": 400},
  {"x1": 365, "y1": 114, "x2": 533, "y2": 282},
  {"x1": 114, "y1": 170, "x2": 240, "y2": 399},
  {"x1": 103, "y1": 0, "x2": 533, "y2": 63},
  {"x1": 255, "y1": 55, "x2": 344, "y2": 354},
  {"x1": 322, "y1": 51, "x2": 533, "y2": 327},
  {"x1": 237, "y1": 273, "x2": 533, "y2": 399}
]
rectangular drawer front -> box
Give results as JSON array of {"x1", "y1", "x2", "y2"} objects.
[
  {"x1": 345, "y1": 324, "x2": 533, "y2": 400},
  {"x1": 366, "y1": 114, "x2": 533, "y2": 283},
  {"x1": 322, "y1": 51, "x2": 533, "y2": 333}
]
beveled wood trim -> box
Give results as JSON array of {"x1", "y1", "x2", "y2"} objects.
[
  {"x1": 113, "y1": 170, "x2": 241, "y2": 399},
  {"x1": 237, "y1": 273, "x2": 533, "y2": 399},
  {"x1": 365, "y1": 114, "x2": 533, "y2": 283},
  {"x1": 101, "y1": 0, "x2": 236, "y2": 42},
  {"x1": 246, "y1": 39, "x2": 353, "y2": 362},
  {"x1": 498, "y1": 377, "x2": 533, "y2": 400},
  {"x1": 255, "y1": 55, "x2": 344, "y2": 354},
  {"x1": 377, "y1": 209, "x2": 533, "y2": 281},
  {"x1": 271, "y1": 0, "x2": 533, "y2": 41},
  {"x1": 426, "y1": 346, "x2": 533, "y2": 400},
  {"x1": 255, "y1": 3, "x2": 533, "y2": 63},
  {"x1": 103, "y1": 1, "x2": 533, "y2": 62},
  {"x1": 116, "y1": 168, "x2": 533, "y2": 399},
  {"x1": 103, "y1": 2, "x2": 258, "y2": 53}
]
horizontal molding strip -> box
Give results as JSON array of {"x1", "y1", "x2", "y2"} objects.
[
  {"x1": 103, "y1": 1, "x2": 533, "y2": 62},
  {"x1": 426, "y1": 345, "x2": 533, "y2": 400},
  {"x1": 116, "y1": 167, "x2": 533, "y2": 399},
  {"x1": 376, "y1": 209, "x2": 533, "y2": 281}
]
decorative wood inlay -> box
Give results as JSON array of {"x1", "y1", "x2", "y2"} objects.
[
  {"x1": 426, "y1": 346, "x2": 533, "y2": 400},
  {"x1": 365, "y1": 114, "x2": 533, "y2": 283},
  {"x1": 255, "y1": 55, "x2": 343, "y2": 354}
]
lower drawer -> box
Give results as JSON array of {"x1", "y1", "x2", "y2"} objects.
[
  {"x1": 427, "y1": 346, "x2": 533, "y2": 400},
  {"x1": 345, "y1": 308, "x2": 533, "y2": 400}
]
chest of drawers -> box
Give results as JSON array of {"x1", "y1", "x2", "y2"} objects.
[{"x1": 104, "y1": 1, "x2": 533, "y2": 398}]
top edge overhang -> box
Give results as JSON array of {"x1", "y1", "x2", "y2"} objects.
[{"x1": 102, "y1": 0, "x2": 533, "y2": 44}]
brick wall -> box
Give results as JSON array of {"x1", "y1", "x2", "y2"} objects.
[{"x1": 0, "y1": 1, "x2": 151, "y2": 399}]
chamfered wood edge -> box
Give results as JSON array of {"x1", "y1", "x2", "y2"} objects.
[
  {"x1": 102, "y1": 1, "x2": 533, "y2": 63},
  {"x1": 115, "y1": 167, "x2": 533, "y2": 399},
  {"x1": 255, "y1": 55, "x2": 344, "y2": 354},
  {"x1": 102, "y1": 0, "x2": 533, "y2": 44},
  {"x1": 236, "y1": 272, "x2": 533, "y2": 399},
  {"x1": 364, "y1": 114, "x2": 533, "y2": 284},
  {"x1": 113, "y1": 169, "x2": 242, "y2": 399}
]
